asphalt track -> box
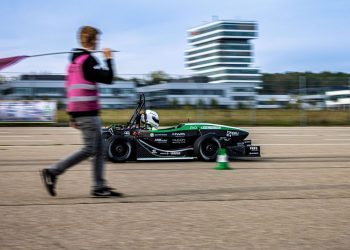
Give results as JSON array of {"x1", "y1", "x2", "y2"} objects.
[{"x1": 0, "y1": 127, "x2": 350, "y2": 249}]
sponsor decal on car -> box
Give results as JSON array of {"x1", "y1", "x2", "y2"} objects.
[
  {"x1": 226, "y1": 131, "x2": 240, "y2": 137},
  {"x1": 158, "y1": 151, "x2": 181, "y2": 156},
  {"x1": 155, "y1": 138, "x2": 167, "y2": 143},
  {"x1": 219, "y1": 137, "x2": 231, "y2": 141},
  {"x1": 150, "y1": 133, "x2": 154, "y2": 137},
  {"x1": 201, "y1": 126, "x2": 220, "y2": 130},
  {"x1": 154, "y1": 133, "x2": 168, "y2": 137},
  {"x1": 172, "y1": 132, "x2": 186, "y2": 137},
  {"x1": 172, "y1": 138, "x2": 186, "y2": 144}
]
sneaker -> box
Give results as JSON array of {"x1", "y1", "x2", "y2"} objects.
[
  {"x1": 41, "y1": 169, "x2": 57, "y2": 196},
  {"x1": 91, "y1": 186, "x2": 123, "y2": 198}
]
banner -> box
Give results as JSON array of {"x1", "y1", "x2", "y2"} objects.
[{"x1": 0, "y1": 100, "x2": 57, "y2": 122}]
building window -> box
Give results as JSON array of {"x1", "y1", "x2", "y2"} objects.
[
  {"x1": 188, "y1": 51, "x2": 252, "y2": 61},
  {"x1": 232, "y1": 96, "x2": 254, "y2": 101},
  {"x1": 190, "y1": 31, "x2": 256, "y2": 43},
  {"x1": 169, "y1": 89, "x2": 223, "y2": 96},
  {"x1": 112, "y1": 88, "x2": 134, "y2": 95},
  {"x1": 198, "y1": 69, "x2": 258, "y2": 76},
  {"x1": 100, "y1": 88, "x2": 113, "y2": 95},
  {"x1": 187, "y1": 58, "x2": 251, "y2": 68},
  {"x1": 194, "y1": 23, "x2": 256, "y2": 35},
  {"x1": 194, "y1": 64, "x2": 249, "y2": 71},
  {"x1": 232, "y1": 87, "x2": 255, "y2": 92},
  {"x1": 34, "y1": 88, "x2": 64, "y2": 96},
  {"x1": 211, "y1": 76, "x2": 260, "y2": 81},
  {"x1": 186, "y1": 45, "x2": 251, "y2": 56},
  {"x1": 120, "y1": 89, "x2": 133, "y2": 94},
  {"x1": 14, "y1": 87, "x2": 32, "y2": 96}
]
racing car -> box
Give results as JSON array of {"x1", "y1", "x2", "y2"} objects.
[{"x1": 102, "y1": 94, "x2": 260, "y2": 162}]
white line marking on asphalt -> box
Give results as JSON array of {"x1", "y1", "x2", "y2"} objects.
[
  {"x1": 0, "y1": 136, "x2": 32, "y2": 138},
  {"x1": 0, "y1": 145, "x2": 81, "y2": 147},
  {"x1": 271, "y1": 134, "x2": 350, "y2": 137},
  {"x1": 272, "y1": 134, "x2": 316, "y2": 137},
  {"x1": 260, "y1": 143, "x2": 350, "y2": 146},
  {"x1": 252, "y1": 128, "x2": 350, "y2": 131},
  {"x1": 0, "y1": 140, "x2": 53, "y2": 142},
  {"x1": 324, "y1": 134, "x2": 350, "y2": 137},
  {"x1": 324, "y1": 139, "x2": 350, "y2": 141},
  {"x1": 18, "y1": 128, "x2": 80, "y2": 131}
]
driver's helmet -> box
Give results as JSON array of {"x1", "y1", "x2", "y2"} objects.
[{"x1": 141, "y1": 110, "x2": 159, "y2": 129}]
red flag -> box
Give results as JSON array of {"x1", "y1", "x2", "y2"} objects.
[{"x1": 0, "y1": 56, "x2": 28, "y2": 71}]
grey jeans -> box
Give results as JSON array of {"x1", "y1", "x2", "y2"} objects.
[{"x1": 50, "y1": 116, "x2": 105, "y2": 189}]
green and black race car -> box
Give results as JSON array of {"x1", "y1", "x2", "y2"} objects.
[{"x1": 102, "y1": 94, "x2": 260, "y2": 162}]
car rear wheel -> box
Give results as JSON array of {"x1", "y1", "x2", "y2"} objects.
[
  {"x1": 106, "y1": 135, "x2": 133, "y2": 162},
  {"x1": 194, "y1": 134, "x2": 221, "y2": 161}
]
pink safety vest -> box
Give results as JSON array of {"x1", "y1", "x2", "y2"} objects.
[{"x1": 65, "y1": 54, "x2": 99, "y2": 112}]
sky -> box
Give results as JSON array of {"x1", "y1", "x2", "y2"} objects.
[{"x1": 1, "y1": 0, "x2": 350, "y2": 76}]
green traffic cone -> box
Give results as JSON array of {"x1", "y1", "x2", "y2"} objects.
[{"x1": 214, "y1": 148, "x2": 231, "y2": 170}]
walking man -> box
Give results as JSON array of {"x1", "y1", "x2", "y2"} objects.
[{"x1": 41, "y1": 26, "x2": 122, "y2": 197}]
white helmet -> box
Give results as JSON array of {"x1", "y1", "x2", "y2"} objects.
[{"x1": 141, "y1": 110, "x2": 159, "y2": 129}]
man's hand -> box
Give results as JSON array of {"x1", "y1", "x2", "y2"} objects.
[
  {"x1": 69, "y1": 120, "x2": 80, "y2": 129},
  {"x1": 103, "y1": 48, "x2": 112, "y2": 59}
]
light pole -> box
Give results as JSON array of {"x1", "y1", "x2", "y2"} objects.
[
  {"x1": 299, "y1": 76, "x2": 307, "y2": 126},
  {"x1": 253, "y1": 86, "x2": 263, "y2": 125}
]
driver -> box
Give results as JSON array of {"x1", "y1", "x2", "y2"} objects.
[{"x1": 141, "y1": 110, "x2": 159, "y2": 129}]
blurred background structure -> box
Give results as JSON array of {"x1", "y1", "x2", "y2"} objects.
[
  {"x1": 1, "y1": 71, "x2": 349, "y2": 126},
  {"x1": 0, "y1": 19, "x2": 349, "y2": 125}
]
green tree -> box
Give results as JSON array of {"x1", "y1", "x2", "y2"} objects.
[
  {"x1": 237, "y1": 102, "x2": 248, "y2": 110},
  {"x1": 113, "y1": 76, "x2": 127, "y2": 81},
  {"x1": 130, "y1": 77, "x2": 145, "y2": 86},
  {"x1": 196, "y1": 99, "x2": 204, "y2": 109},
  {"x1": 170, "y1": 98, "x2": 178, "y2": 108},
  {"x1": 210, "y1": 98, "x2": 218, "y2": 108},
  {"x1": 268, "y1": 98, "x2": 277, "y2": 105},
  {"x1": 148, "y1": 71, "x2": 171, "y2": 84},
  {"x1": 261, "y1": 71, "x2": 350, "y2": 94}
]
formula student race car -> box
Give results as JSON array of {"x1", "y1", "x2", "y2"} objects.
[{"x1": 102, "y1": 94, "x2": 260, "y2": 162}]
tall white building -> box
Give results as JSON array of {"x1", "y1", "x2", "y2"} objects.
[{"x1": 185, "y1": 20, "x2": 261, "y2": 107}]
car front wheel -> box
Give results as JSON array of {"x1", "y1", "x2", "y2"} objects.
[{"x1": 194, "y1": 134, "x2": 221, "y2": 161}]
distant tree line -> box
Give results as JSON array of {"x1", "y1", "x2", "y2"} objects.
[
  {"x1": 116, "y1": 71, "x2": 350, "y2": 94},
  {"x1": 261, "y1": 71, "x2": 350, "y2": 94},
  {"x1": 114, "y1": 70, "x2": 171, "y2": 86}
]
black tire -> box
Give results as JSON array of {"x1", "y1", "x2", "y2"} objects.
[
  {"x1": 194, "y1": 134, "x2": 221, "y2": 161},
  {"x1": 105, "y1": 135, "x2": 133, "y2": 162}
]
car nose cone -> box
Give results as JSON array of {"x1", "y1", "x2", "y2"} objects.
[{"x1": 239, "y1": 130, "x2": 249, "y2": 139}]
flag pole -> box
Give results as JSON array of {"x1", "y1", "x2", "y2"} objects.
[
  {"x1": 0, "y1": 50, "x2": 119, "y2": 71},
  {"x1": 29, "y1": 50, "x2": 119, "y2": 58}
]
